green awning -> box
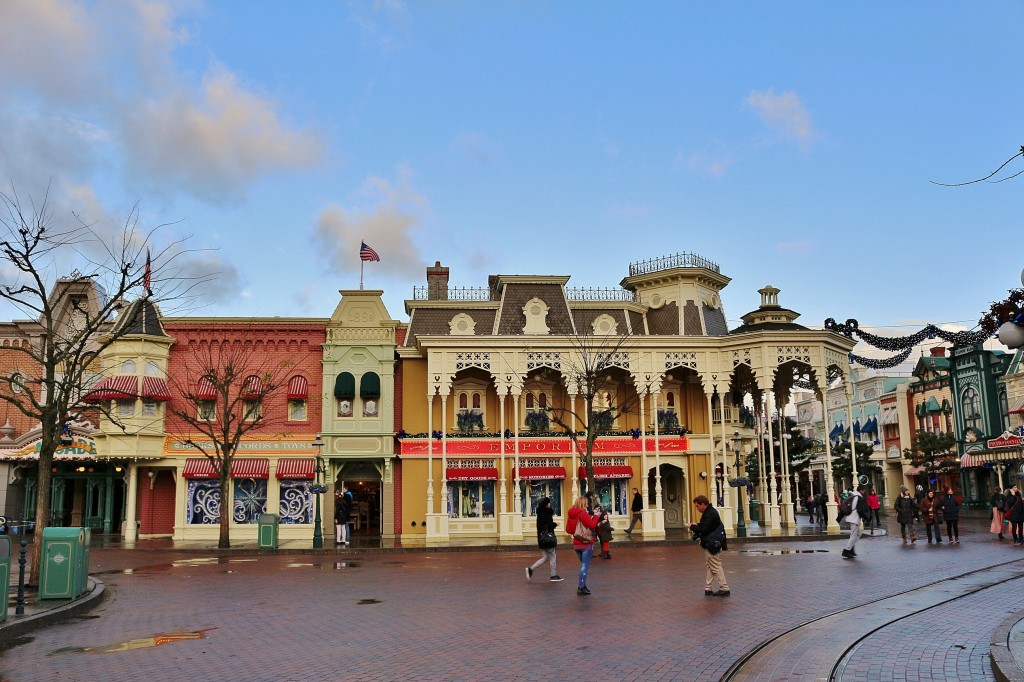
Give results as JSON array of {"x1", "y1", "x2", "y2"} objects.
[
  {"x1": 334, "y1": 372, "x2": 355, "y2": 399},
  {"x1": 360, "y1": 372, "x2": 381, "y2": 399}
]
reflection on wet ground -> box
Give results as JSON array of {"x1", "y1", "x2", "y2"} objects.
[
  {"x1": 738, "y1": 549, "x2": 830, "y2": 555},
  {"x1": 93, "y1": 557, "x2": 259, "y2": 576},
  {"x1": 357, "y1": 599, "x2": 382, "y2": 605},
  {"x1": 48, "y1": 628, "x2": 215, "y2": 656}
]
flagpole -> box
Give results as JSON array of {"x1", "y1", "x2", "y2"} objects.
[{"x1": 360, "y1": 259, "x2": 364, "y2": 290}]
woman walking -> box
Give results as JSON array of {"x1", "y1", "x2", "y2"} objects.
[
  {"x1": 991, "y1": 487, "x2": 1007, "y2": 540},
  {"x1": 526, "y1": 497, "x2": 563, "y2": 582},
  {"x1": 939, "y1": 487, "x2": 960, "y2": 544},
  {"x1": 866, "y1": 488, "x2": 881, "y2": 529},
  {"x1": 894, "y1": 486, "x2": 917, "y2": 544},
  {"x1": 1007, "y1": 486, "x2": 1024, "y2": 545},
  {"x1": 920, "y1": 490, "x2": 942, "y2": 544},
  {"x1": 567, "y1": 495, "x2": 600, "y2": 595}
]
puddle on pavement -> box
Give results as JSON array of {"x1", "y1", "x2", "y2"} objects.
[
  {"x1": 738, "y1": 549, "x2": 830, "y2": 556},
  {"x1": 286, "y1": 562, "x2": 360, "y2": 570},
  {"x1": 95, "y1": 557, "x2": 256, "y2": 576},
  {"x1": 48, "y1": 628, "x2": 216, "y2": 656},
  {"x1": 357, "y1": 599, "x2": 381, "y2": 605},
  {"x1": 0, "y1": 636, "x2": 35, "y2": 653}
]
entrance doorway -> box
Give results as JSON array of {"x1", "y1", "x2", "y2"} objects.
[
  {"x1": 650, "y1": 464, "x2": 688, "y2": 528},
  {"x1": 337, "y1": 460, "x2": 383, "y2": 538}
]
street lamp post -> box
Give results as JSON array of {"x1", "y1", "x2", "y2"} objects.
[
  {"x1": 732, "y1": 431, "x2": 747, "y2": 538},
  {"x1": 311, "y1": 434, "x2": 326, "y2": 549}
]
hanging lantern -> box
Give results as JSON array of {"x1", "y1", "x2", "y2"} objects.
[{"x1": 997, "y1": 321, "x2": 1024, "y2": 349}]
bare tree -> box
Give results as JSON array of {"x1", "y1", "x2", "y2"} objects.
[
  {"x1": 931, "y1": 145, "x2": 1024, "y2": 186},
  {"x1": 0, "y1": 188, "x2": 194, "y2": 584},
  {"x1": 542, "y1": 331, "x2": 649, "y2": 494},
  {"x1": 166, "y1": 337, "x2": 294, "y2": 549}
]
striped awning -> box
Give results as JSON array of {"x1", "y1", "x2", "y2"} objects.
[
  {"x1": 141, "y1": 377, "x2": 172, "y2": 401},
  {"x1": 446, "y1": 467, "x2": 499, "y2": 481},
  {"x1": 515, "y1": 466, "x2": 567, "y2": 480},
  {"x1": 287, "y1": 376, "x2": 309, "y2": 400},
  {"x1": 275, "y1": 458, "x2": 316, "y2": 479},
  {"x1": 904, "y1": 466, "x2": 925, "y2": 476},
  {"x1": 959, "y1": 453, "x2": 979, "y2": 468},
  {"x1": 242, "y1": 376, "x2": 265, "y2": 398},
  {"x1": 880, "y1": 408, "x2": 899, "y2": 425},
  {"x1": 579, "y1": 465, "x2": 634, "y2": 480},
  {"x1": 83, "y1": 375, "x2": 138, "y2": 402},
  {"x1": 1009, "y1": 396, "x2": 1024, "y2": 415},
  {"x1": 182, "y1": 458, "x2": 269, "y2": 479},
  {"x1": 195, "y1": 377, "x2": 216, "y2": 400}
]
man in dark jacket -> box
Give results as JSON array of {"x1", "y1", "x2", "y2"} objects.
[
  {"x1": 689, "y1": 495, "x2": 730, "y2": 597},
  {"x1": 625, "y1": 488, "x2": 643, "y2": 535}
]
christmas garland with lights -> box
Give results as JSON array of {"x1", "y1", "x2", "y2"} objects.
[
  {"x1": 848, "y1": 347, "x2": 913, "y2": 369},
  {"x1": 824, "y1": 318, "x2": 990, "y2": 349}
]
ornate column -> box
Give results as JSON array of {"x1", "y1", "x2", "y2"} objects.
[
  {"x1": 779, "y1": 396, "x2": 794, "y2": 526},
  {"x1": 819, "y1": 378, "x2": 840, "y2": 533},
  {"x1": 499, "y1": 390, "x2": 524, "y2": 540},
  {"x1": 569, "y1": 392, "x2": 580, "y2": 500},
  {"x1": 124, "y1": 463, "x2": 139, "y2": 542},
  {"x1": 425, "y1": 376, "x2": 451, "y2": 542},
  {"x1": 709, "y1": 386, "x2": 733, "y2": 531},
  {"x1": 642, "y1": 386, "x2": 666, "y2": 537},
  {"x1": 765, "y1": 390, "x2": 781, "y2": 533},
  {"x1": 845, "y1": 368, "x2": 860, "y2": 491}
]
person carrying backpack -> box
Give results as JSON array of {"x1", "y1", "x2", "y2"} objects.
[{"x1": 840, "y1": 484, "x2": 869, "y2": 559}]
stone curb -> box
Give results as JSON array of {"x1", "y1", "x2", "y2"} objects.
[
  {"x1": 991, "y1": 611, "x2": 1024, "y2": 682},
  {"x1": 0, "y1": 577, "x2": 107, "y2": 643}
]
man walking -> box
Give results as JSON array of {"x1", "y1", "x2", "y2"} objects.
[
  {"x1": 841, "y1": 484, "x2": 869, "y2": 559},
  {"x1": 689, "y1": 495, "x2": 730, "y2": 597},
  {"x1": 625, "y1": 487, "x2": 643, "y2": 535}
]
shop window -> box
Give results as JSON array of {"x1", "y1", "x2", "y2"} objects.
[
  {"x1": 520, "y1": 480, "x2": 563, "y2": 516},
  {"x1": 580, "y1": 478, "x2": 629, "y2": 515},
  {"x1": 278, "y1": 480, "x2": 313, "y2": 523},
  {"x1": 186, "y1": 479, "x2": 220, "y2": 524},
  {"x1": 288, "y1": 399, "x2": 307, "y2": 421},
  {"x1": 232, "y1": 478, "x2": 268, "y2": 524},
  {"x1": 447, "y1": 481, "x2": 495, "y2": 518},
  {"x1": 198, "y1": 400, "x2": 216, "y2": 421}
]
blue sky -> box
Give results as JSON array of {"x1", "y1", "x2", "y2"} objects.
[{"x1": 1, "y1": 1, "x2": 1022, "y2": 360}]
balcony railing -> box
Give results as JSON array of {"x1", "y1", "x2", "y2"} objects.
[
  {"x1": 565, "y1": 287, "x2": 637, "y2": 302},
  {"x1": 412, "y1": 286, "x2": 495, "y2": 301},
  {"x1": 628, "y1": 251, "x2": 720, "y2": 276}
]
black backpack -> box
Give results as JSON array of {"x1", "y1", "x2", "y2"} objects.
[{"x1": 839, "y1": 495, "x2": 855, "y2": 518}]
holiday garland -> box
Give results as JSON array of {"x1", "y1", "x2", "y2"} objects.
[
  {"x1": 824, "y1": 318, "x2": 990, "y2": 349},
  {"x1": 979, "y1": 288, "x2": 1024, "y2": 335},
  {"x1": 848, "y1": 347, "x2": 913, "y2": 369}
]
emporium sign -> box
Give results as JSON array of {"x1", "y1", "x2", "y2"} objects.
[
  {"x1": 166, "y1": 438, "x2": 316, "y2": 454},
  {"x1": 399, "y1": 436, "x2": 691, "y2": 457},
  {"x1": 987, "y1": 434, "x2": 1024, "y2": 450}
]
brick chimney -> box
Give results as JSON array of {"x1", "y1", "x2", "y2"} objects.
[
  {"x1": 929, "y1": 346, "x2": 946, "y2": 357},
  {"x1": 426, "y1": 261, "x2": 449, "y2": 300}
]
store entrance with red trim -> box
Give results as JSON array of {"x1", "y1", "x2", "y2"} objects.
[{"x1": 336, "y1": 460, "x2": 382, "y2": 539}]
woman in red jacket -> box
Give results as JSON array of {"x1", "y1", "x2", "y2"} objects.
[{"x1": 567, "y1": 495, "x2": 600, "y2": 595}]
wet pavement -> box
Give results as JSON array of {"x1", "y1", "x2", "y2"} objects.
[{"x1": 2, "y1": 515, "x2": 1024, "y2": 681}]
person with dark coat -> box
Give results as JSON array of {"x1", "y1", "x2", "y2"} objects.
[
  {"x1": 526, "y1": 497, "x2": 562, "y2": 582},
  {"x1": 596, "y1": 505, "x2": 614, "y2": 558},
  {"x1": 1006, "y1": 486, "x2": 1024, "y2": 544},
  {"x1": 625, "y1": 487, "x2": 643, "y2": 535},
  {"x1": 920, "y1": 490, "x2": 942, "y2": 543},
  {"x1": 894, "y1": 486, "x2": 917, "y2": 544},
  {"x1": 939, "y1": 487, "x2": 961, "y2": 544},
  {"x1": 334, "y1": 488, "x2": 351, "y2": 545},
  {"x1": 991, "y1": 487, "x2": 1007, "y2": 540},
  {"x1": 689, "y1": 494, "x2": 730, "y2": 596}
]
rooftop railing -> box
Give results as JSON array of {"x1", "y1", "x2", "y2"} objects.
[
  {"x1": 565, "y1": 287, "x2": 637, "y2": 302},
  {"x1": 628, "y1": 251, "x2": 720, "y2": 276}
]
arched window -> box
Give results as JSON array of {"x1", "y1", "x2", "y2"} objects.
[
  {"x1": 525, "y1": 393, "x2": 534, "y2": 409},
  {"x1": 459, "y1": 393, "x2": 469, "y2": 409},
  {"x1": 962, "y1": 387, "x2": 981, "y2": 431}
]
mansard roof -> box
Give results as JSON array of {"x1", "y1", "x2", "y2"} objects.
[{"x1": 112, "y1": 298, "x2": 169, "y2": 337}]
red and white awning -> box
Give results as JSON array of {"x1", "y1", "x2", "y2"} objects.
[
  {"x1": 275, "y1": 458, "x2": 316, "y2": 479},
  {"x1": 141, "y1": 377, "x2": 172, "y2": 401},
  {"x1": 83, "y1": 375, "x2": 138, "y2": 402},
  {"x1": 182, "y1": 458, "x2": 269, "y2": 479},
  {"x1": 959, "y1": 453, "x2": 979, "y2": 468},
  {"x1": 1008, "y1": 396, "x2": 1024, "y2": 415},
  {"x1": 287, "y1": 376, "x2": 309, "y2": 400},
  {"x1": 195, "y1": 377, "x2": 217, "y2": 400},
  {"x1": 242, "y1": 376, "x2": 265, "y2": 398}
]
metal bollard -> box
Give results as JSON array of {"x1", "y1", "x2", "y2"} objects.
[{"x1": 16, "y1": 539, "x2": 26, "y2": 615}]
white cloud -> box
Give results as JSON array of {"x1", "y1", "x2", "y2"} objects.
[
  {"x1": 312, "y1": 168, "x2": 426, "y2": 276},
  {"x1": 745, "y1": 89, "x2": 817, "y2": 148},
  {"x1": 120, "y1": 66, "x2": 324, "y2": 203}
]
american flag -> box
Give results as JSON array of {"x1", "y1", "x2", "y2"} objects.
[{"x1": 359, "y1": 242, "x2": 380, "y2": 262}]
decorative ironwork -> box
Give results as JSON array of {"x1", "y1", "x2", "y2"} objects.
[
  {"x1": 628, "y1": 252, "x2": 720, "y2": 276},
  {"x1": 187, "y1": 480, "x2": 220, "y2": 524},
  {"x1": 412, "y1": 286, "x2": 494, "y2": 301},
  {"x1": 455, "y1": 352, "x2": 491, "y2": 371},
  {"x1": 597, "y1": 352, "x2": 631, "y2": 370},
  {"x1": 526, "y1": 352, "x2": 561, "y2": 371},
  {"x1": 279, "y1": 480, "x2": 313, "y2": 524},
  {"x1": 732, "y1": 349, "x2": 752, "y2": 367},
  {"x1": 522, "y1": 458, "x2": 562, "y2": 467},
  {"x1": 664, "y1": 352, "x2": 698, "y2": 371},
  {"x1": 565, "y1": 287, "x2": 637, "y2": 301},
  {"x1": 775, "y1": 346, "x2": 811, "y2": 364}
]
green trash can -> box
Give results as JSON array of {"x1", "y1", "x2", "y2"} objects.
[
  {"x1": 78, "y1": 527, "x2": 92, "y2": 598},
  {"x1": 0, "y1": 535, "x2": 10, "y2": 622},
  {"x1": 39, "y1": 527, "x2": 86, "y2": 600},
  {"x1": 257, "y1": 513, "x2": 280, "y2": 549},
  {"x1": 748, "y1": 499, "x2": 761, "y2": 523}
]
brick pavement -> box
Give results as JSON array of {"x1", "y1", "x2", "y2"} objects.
[{"x1": 0, "y1": 517, "x2": 1020, "y2": 682}]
